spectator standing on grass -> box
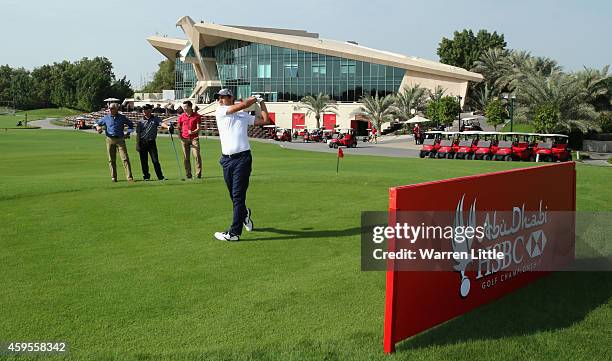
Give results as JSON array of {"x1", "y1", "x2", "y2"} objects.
[
  {"x1": 176, "y1": 100, "x2": 202, "y2": 179},
  {"x1": 94, "y1": 103, "x2": 134, "y2": 182},
  {"x1": 135, "y1": 104, "x2": 170, "y2": 181}
]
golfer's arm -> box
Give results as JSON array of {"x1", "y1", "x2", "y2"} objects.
[
  {"x1": 253, "y1": 101, "x2": 270, "y2": 126},
  {"x1": 227, "y1": 97, "x2": 256, "y2": 115}
]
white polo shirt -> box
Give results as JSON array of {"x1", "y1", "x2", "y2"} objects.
[{"x1": 215, "y1": 105, "x2": 256, "y2": 155}]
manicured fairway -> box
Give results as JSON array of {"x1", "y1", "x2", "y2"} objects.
[{"x1": 0, "y1": 130, "x2": 610, "y2": 360}]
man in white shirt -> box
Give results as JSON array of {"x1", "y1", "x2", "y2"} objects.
[{"x1": 214, "y1": 89, "x2": 270, "y2": 241}]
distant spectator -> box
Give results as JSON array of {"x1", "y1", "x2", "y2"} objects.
[
  {"x1": 176, "y1": 106, "x2": 184, "y2": 115},
  {"x1": 176, "y1": 100, "x2": 202, "y2": 179},
  {"x1": 153, "y1": 104, "x2": 164, "y2": 114},
  {"x1": 136, "y1": 104, "x2": 170, "y2": 181},
  {"x1": 94, "y1": 103, "x2": 134, "y2": 182},
  {"x1": 412, "y1": 123, "x2": 422, "y2": 145}
]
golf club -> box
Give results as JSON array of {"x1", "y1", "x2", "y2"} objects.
[{"x1": 168, "y1": 126, "x2": 185, "y2": 181}]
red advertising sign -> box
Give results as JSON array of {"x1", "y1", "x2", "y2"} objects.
[
  {"x1": 268, "y1": 112, "x2": 276, "y2": 124},
  {"x1": 292, "y1": 113, "x2": 305, "y2": 128},
  {"x1": 384, "y1": 162, "x2": 576, "y2": 353},
  {"x1": 323, "y1": 113, "x2": 336, "y2": 130}
]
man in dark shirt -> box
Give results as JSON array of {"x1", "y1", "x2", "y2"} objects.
[
  {"x1": 94, "y1": 103, "x2": 134, "y2": 182},
  {"x1": 136, "y1": 104, "x2": 170, "y2": 181}
]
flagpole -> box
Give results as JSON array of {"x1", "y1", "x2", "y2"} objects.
[{"x1": 336, "y1": 155, "x2": 339, "y2": 174}]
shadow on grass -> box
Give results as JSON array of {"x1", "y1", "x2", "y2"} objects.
[
  {"x1": 397, "y1": 271, "x2": 612, "y2": 352},
  {"x1": 248, "y1": 226, "x2": 361, "y2": 241}
]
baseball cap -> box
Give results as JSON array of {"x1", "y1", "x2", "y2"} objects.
[
  {"x1": 214, "y1": 88, "x2": 233, "y2": 98},
  {"x1": 142, "y1": 104, "x2": 153, "y2": 110}
]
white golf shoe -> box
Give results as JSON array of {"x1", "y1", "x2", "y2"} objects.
[{"x1": 214, "y1": 232, "x2": 240, "y2": 242}]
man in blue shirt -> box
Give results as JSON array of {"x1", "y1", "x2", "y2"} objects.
[{"x1": 94, "y1": 103, "x2": 134, "y2": 182}]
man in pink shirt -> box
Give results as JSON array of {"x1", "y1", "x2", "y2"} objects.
[{"x1": 176, "y1": 100, "x2": 202, "y2": 179}]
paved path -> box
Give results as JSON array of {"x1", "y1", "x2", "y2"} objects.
[
  {"x1": 261, "y1": 139, "x2": 421, "y2": 158},
  {"x1": 31, "y1": 120, "x2": 611, "y2": 162},
  {"x1": 31, "y1": 119, "x2": 423, "y2": 158},
  {"x1": 28, "y1": 118, "x2": 73, "y2": 130}
]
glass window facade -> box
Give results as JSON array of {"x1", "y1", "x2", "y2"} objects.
[
  {"x1": 175, "y1": 53, "x2": 197, "y2": 99},
  {"x1": 212, "y1": 39, "x2": 405, "y2": 102}
]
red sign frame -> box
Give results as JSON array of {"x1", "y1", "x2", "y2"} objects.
[{"x1": 384, "y1": 162, "x2": 576, "y2": 353}]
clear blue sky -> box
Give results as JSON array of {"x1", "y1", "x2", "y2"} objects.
[{"x1": 1, "y1": 0, "x2": 609, "y2": 89}]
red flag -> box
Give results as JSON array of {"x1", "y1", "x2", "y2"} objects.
[{"x1": 338, "y1": 147, "x2": 344, "y2": 158}]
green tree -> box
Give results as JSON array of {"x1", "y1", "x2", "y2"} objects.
[
  {"x1": 0, "y1": 65, "x2": 14, "y2": 102},
  {"x1": 142, "y1": 59, "x2": 175, "y2": 92},
  {"x1": 394, "y1": 84, "x2": 428, "y2": 121},
  {"x1": 575, "y1": 66, "x2": 611, "y2": 111},
  {"x1": 533, "y1": 103, "x2": 560, "y2": 133},
  {"x1": 427, "y1": 96, "x2": 461, "y2": 128},
  {"x1": 297, "y1": 93, "x2": 337, "y2": 129},
  {"x1": 10, "y1": 68, "x2": 39, "y2": 110},
  {"x1": 516, "y1": 71, "x2": 600, "y2": 133},
  {"x1": 484, "y1": 98, "x2": 506, "y2": 130},
  {"x1": 31, "y1": 65, "x2": 54, "y2": 108},
  {"x1": 110, "y1": 76, "x2": 135, "y2": 102},
  {"x1": 437, "y1": 29, "x2": 506, "y2": 70},
  {"x1": 470, "y1": 83, "x2": 496, "y2": 112},
  {"x1": 358, "y1": 94, "x2": 397, "y2": 132},
  {"x1": 75, "y1": 57, "x2": 114, "y2": 111}
]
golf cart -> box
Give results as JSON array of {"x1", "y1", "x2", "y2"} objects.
[
  {"x1": 533, "y1": 134, "x2": 571, "y2": 162},
  {"x1": 328, "y1": 130, "x2": 357, "y2": 148},
  {"x1": 472, "y1": 132, "x2": 499, "y2": 160},
  {"x1": 461, "y1": 117, "x2": 483, "y2": 131},
  {"x1": 419, "y1": 131, "x2": 443, "y2": 158},
  {"x1": 303, "y1": 128, "x2": 323, "y2": 143},
  {"x1": 274, "y1": 128, "x2": 292, "y2": 142},
  {"x1": 492, "y1": 132, "x2": 536, "y2": 161},
  {"x1": 511, "y1": 132, "x2": 536, "y2": 161},
  {"x1": 435, "y1": 132, "x2": 460, "y2": 159},
  {"x1": 454, "y1": 131, "x2": 481, "y2": 159}
]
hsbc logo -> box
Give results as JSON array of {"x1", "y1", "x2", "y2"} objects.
[
  {"x1": 452, "y1": 195, "x2": 549, "y2": 298},
  {"x1": 525, "y1": 230, "x2": 547, "y2": 258}
]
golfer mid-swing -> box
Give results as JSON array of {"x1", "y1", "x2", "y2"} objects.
[{"x1": 214, "y1": 89, "x2": 270, "y2": 241}]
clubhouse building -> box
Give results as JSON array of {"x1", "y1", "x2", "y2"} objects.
[{"x1": 148, "y1": 16, "x2": 483, "y2": 131}]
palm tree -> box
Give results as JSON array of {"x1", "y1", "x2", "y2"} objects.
[
  {"x1": 575, "y1": 65, "x2": 611, "y2": 108},
  {"x1": 428, "y1": 85, "x2": 446, "y2": 102},
  {"x1": 358, "y1": 93, "x2": 397, "y2": 133},
  {"x1": 394, "y1": 84, "x2": 428, "y2": 121},
  {"x1": 297, "y1": 93, "x2": 338, "y2": 129},
  {"x1": 471, "y1": 47, "x2": 509, "y2": 89},
  {"x1": 470, "y1": 83, "x2": 497, "y2": 112},
  {"x1": 515, "y1": 71, "x2": 600, "y2": 133}
]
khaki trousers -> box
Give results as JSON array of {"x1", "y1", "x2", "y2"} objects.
[
  {"x1": 180, "y1": 137, "x2": 202, "y2": 178},
  {"x1": 106, "y1": 137, "x2": 133, "y2": 180}
]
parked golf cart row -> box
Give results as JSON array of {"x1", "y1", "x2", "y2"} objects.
[{"x1": 419, "y1": 131, "x2": 572, "y2": 162}]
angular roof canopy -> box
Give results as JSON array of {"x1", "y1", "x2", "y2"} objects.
[{"x1": 148, "y1": 17, "x2": 484, "y2": 82}]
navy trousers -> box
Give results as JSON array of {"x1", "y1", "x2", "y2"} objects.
[
  {"x1": 219, "y1": 151, "x2": 252, "y2": 235},
  {"x1": 138, "y1": 139, "x2": 164, "y2": 180}
]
